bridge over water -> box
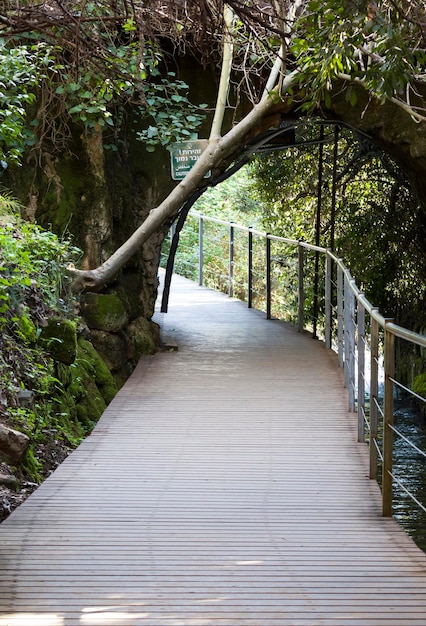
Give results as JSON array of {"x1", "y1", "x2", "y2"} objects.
[{"x1": 1, "y1": 272, "x2": 426, "y2": 625}]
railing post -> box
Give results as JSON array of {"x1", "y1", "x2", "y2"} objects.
[
  {"x1": 325, "y1": 252, "x2": 333, "y2": 349},
  {"x1": 248, "y1": 227, "x2": 253, "y2": 309},
  {"x1": 198, "y1": 214, "x2": 204, "y2": 286},
  {"x1": 266, "y1": 234, "x2": 271, "y2": 319},
  {"x1": 337, "y1": 264, "x2": 344, "y2": 367},
  {"x1": 357, "y1": 300, "x2": 366, "y2": 443},
  {"x1": 382, "y1": 320, "x2": 395, "y2": 517},
  {"x1": 229, "y1": 221, "x2": 234, "y2": 298},
  {"x1": 344, "y1": 276, "x2": 356, "y2": 412},
  {"x1": 369, "y1": 313, "x2": 379, "y2": 480},
  {"x1": 298, "y1": 244, "x2": 304, "y2": 333}
]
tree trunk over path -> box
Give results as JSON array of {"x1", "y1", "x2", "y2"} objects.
[{"x1": 71, "y1": 71, "x2": 300, "y2": 293}]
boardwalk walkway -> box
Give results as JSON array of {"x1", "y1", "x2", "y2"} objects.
[{"x1": 1, "y1": 273, "x2": 426, "y2": 625}]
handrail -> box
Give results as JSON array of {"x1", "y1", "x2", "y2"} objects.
[{"x1": 165, "y1": 211, "x2": 426, "y2": 523}]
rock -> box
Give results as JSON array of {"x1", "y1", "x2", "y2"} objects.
[
  {"x1": 0, "y1": 424, "x2": 30, "y2": 463},
  {"x1": 127, "y1": 316, "x2": 159, "y2": 357},
  {"x1": 89, "y1": 330, "x2": 134, "y2": 371},
  {"x1": 0, "y1": 473, "x2": 19, "y2": 489},
  {"x1": 77, "y1": 338, "x2": 119, "y2": 403},
  {"x1": 40, "y1": 317, "x2": 77, "y2": 364},
  {"x1": 54, "y1": 337, "x2": 120, "y2": 436},
  {"x1": 17, "y1": 389, "x2": 35, "y2": 409},
  {"x1": 80, "y1": 293, "x2": 128, "y2": 332}
]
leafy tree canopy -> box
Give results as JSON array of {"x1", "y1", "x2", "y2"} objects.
[
  {"x1": 251, "y1": 124, "x2": 426, "y2": 329},
  {"x1": 1, "y1": 1, "x2": 425, "y2": 163}
]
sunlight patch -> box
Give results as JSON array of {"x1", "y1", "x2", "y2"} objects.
[
  {"x1": 80, "y1": 611, "x2": 150, "y2": 624},
  {"x1": 0, "y1": 614, "x2": 64, "y2": 626}
]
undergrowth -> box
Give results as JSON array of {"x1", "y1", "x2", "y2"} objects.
[{"x1": 0, "y1": 192, "x2": 82, "y2": 481}]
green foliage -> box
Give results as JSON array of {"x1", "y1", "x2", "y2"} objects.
[
  {"x1": 136, "y1": 72, "x2": 208, "y2": 151},
  {"x1": 170, "y1": 124, "x2": 425, "y2": 333},
  {"x1": 161, "y1": 167, "x2": 265, "y2": 281},
  {"x1": 250, "y1": 126, "x2": 426, "y2": 330},
  {"x1": 0, "y1": 40, "x2": 41, "y2": 164},
  {"x1": 290, "y1": 0, "x2": 426, "y2": 112},
  {"x1": 413, "y1": 374, "x2": 426, "y2": 400},
  {"x1": 49, "y1": 42, "x2": 207, "y2": 148},
  {"x1": 2, "y1": 28, "x2": 207, "y2": 162},
  {"x1": 0, "y1": 207, "x2": 80, "y2": 328},
  {"x1": 0, "y1": 196, "x2": 83, "y2": 480},
  {"x1": 195, "y1": 168, "x2": 265, "y2": 223}
]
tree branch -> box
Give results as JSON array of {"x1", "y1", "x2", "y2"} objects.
[
  {"x1": 336, "y1": 72, "x2": 426, "y2": 123},
  {"x1": 209, "y1": 4, "x2": 235, "y2": 140}
]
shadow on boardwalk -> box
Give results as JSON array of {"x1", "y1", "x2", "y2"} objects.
[{"x1": 1, "y1": 273, "x2": 426, "y2": 625}]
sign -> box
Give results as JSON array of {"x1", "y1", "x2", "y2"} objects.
[{"x1": 170, "y1": 140, "x2": 210, "y2": 181}]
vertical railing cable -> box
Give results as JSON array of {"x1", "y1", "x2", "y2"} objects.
[
  {"x1": 357, "y1": 300, "x2": 366, "y2": 442},
  {"x1": 229, "y1": 222, "x2": 234, "y2": 297},
  {"x1": 248, "y1": 227, "x2": 253, "y2": 308},
  {"x1": 369, "y1": 313, "x2": 380, "y2": 480},
  {"x1": 198, "y1": 214, "x2": 204, "y2": 286},
  {"x1": 325, "y1": 252, "x2": 333, "y2": 349},
  {"x1": 298, "y1": 245, "x2": 304, "y2": 332},
  {"x1": 382, "y1": 320, "x2": 395, "y2": 516},
  {"x1": 266, "y1": 234, "x2": 272, "y2": 319},
  {"x1": 337, "y1": 265, "x2": 344, "y2": 367},
  {"x1": 344, "y1": 276, "x2": 356, "y2": 411},
  {"x1": 313, "y1": 126, "x2": 325, "y2": 339}
]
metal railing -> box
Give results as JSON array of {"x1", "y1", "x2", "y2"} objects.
[{"x1": 163, "y1": 211, "x2": 426, "y2": 521}]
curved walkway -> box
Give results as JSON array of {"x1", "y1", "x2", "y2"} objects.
[{"x1": 1, "y1": 274, "x2": 426, "y2": 626}]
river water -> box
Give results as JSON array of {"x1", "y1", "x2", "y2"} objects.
[{"x1": 391, "y1": 399, "x2": 426, "y2": 552}]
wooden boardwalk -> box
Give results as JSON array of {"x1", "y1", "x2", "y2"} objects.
[{"x1": 1, "y1": 273, "x2": 426, "y2": 626}]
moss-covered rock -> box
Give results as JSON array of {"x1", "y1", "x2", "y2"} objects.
[
  {"x1": 89, "y1": 329, "x2": 133, "y2": 371},
  {"x1": 40, "y1": 317, "x2": 77, "y2": 365},
  {"x1": 77, "y1": 338, "x2": 119, "y2": 403},
  {"x1": 80, "y1": 293, "x2": 128, "y2": 332},
  {"x1": 54, "y1": 337, "x2": 119, "y2": 441},
  {"x1": 127, "y1": 317, "x2": 159, "y2": 357}
]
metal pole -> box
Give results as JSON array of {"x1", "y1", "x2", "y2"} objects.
[
  {"x1": 349, "y1": 287, "x2": 356, "y2": 412},
  {"x1": 344, "y1": 275, "x2": 350, "y2": 386},
  {"x1": 325, "y1": 252, "x2": 332, "y2": 349},
  {"x1": 199, "y1": 214, "x2": 204, "y2": 286},
  {"x1": 266, "y1": 234, "x2": 272, "y2": 319},
  {"x1": 248, "y1": 227, "x2": 253, "y2": 308},
  {"x1": 161, "y1": 188, "x2": 205, "y2": 313},
  {"x1": 357, "y1": 301, "x2": 366, "y2": 442},
  {"x1": 330, "y1": 125, "x2": 339, "y2": 252},
  {"x1": 229, "y1": 222, "x2": 234, "y2": 298},
  {"x1": 382, "y1": 321, "x2": 395, "y2": 517},
  {"x1": 345, "y1": 278, "x2": 356, "y2": 411},
  {"x1": 369, "y1": 313, "x2": 379, "y2": 480},
  {"x1": 313, "y1": 126, "x2": 325, "y2": 339},
  {"x1": 298, "y1": 245, "x2": 304, "y2": 333},
  {"x1": 337, "y1": 265, "x2": 344, "y2": 367}
]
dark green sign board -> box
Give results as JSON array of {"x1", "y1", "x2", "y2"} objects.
[{"x1": 170, "y1": 140, "x2": 210, "y2": 181}]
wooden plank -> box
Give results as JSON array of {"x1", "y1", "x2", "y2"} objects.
[{"x1": 1, "y1": 271, "x2": 426, "y2": 625}]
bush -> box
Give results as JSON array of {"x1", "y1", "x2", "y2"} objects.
[{"x1": 0, "y1": 195, "x2": 83, "y2": 480}]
